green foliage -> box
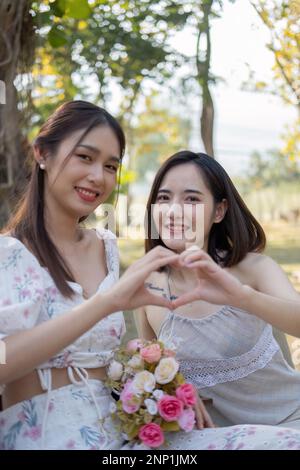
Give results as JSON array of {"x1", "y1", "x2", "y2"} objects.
[
  {"x1": 129, "y1": 92, "x2": 191, "y2": 181},
  {"x1": 244, "y1": 149, "x2": 300, "y2": 192},
  {"x1": 29, "y1": 0, "x2": 189, "y2": 124},
  {"x1": 250, "y1": 1, "x2": 300, "y2": 159}
]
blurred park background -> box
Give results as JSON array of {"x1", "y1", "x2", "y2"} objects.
[{"x1": 0, "y1": 0, "x2": 299, "y2": 367}]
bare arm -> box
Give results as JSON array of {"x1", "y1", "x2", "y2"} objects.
[
  {"x1": 0, "y1": 246, "x2": 179, "y2": 385},
  {"x1": 238, "y1": 255, "x2": 300, "y2": 336},
  {"x1": 172, "y1": 250, "x2": 300, "y2": 337},
  {"x1": 134, "y1": 307, "x2": 157, "y2": 341},
  {"x1": 1, "y1": 292, "x2": 114, "y2": 384}
]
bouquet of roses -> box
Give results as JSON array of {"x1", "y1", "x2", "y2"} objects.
[{"x1": 106, "y1": 338, "x2": 197, "y2": 449}]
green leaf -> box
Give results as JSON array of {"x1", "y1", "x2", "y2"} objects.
[
  {"x1": 50, "y1": 0, "x2": 67, "y2": 18},
  {"x1": 161, "y1": 421, "x2": 180, "y2": 432},
  {"x1": 125, "y1": 423, "x2": 140, "y2": 440},
  {"x1": 65, "y1": 0, "x2": 91, "y2": 19},
  {"x1": 48, "y1": 26, "x2": 68, "y2": 48}
]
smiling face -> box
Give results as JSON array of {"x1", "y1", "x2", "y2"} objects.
[
  {"x1": 152, "y1": 163, "x2": 227, "y2": 253},
  {"x1": 40, "y1": 124, "x2": 121, "y2": 220}
]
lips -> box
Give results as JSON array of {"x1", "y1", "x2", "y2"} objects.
[
  {"x1": 74, "y1": 186, "x2": 100, "y2": 202},
  {"x1": 166, "y1": 224, "x2": 189, "y2": 232}
]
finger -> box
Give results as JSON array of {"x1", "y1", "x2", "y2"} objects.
[
  {"x1": 179, "y1": 247, "x2": 200, "y2": 262},
  {"x1": 183, "y1": 251, "x2": 212, "y2": 266},
  {"x1": 150, "y1": 246, "x2": 177, "y2": 259},
  {"x1": 178, "y1": 248, "x2": 207, "y2": 268},
  {"x1": 132, "y1": 246, "x2": 177, "y2": 270},
  {"x1": 194, "y1": 405, "x2": 204, "y2": 430},
  {"x1": 185, "y1": 243, "x2": 201, "y2": 251},
  {"x1": 171, "y1": 290, "x2": 200, "y2": 309},
  {"x1": 136, "y1": 250, "x2": 178, "y2": 272},
  {"x1": 185, "y1": 260, "x2": 219, "y2": 275},
  {"x1": 203, "y1": 409, "x2": 215, "y2": 428},
  {"x1": 144, "y1": 292, "x2": 173, "y2": 309},
  {"x1": 139, "y1": 254, "x2": 181, "y2": 280},
  {"x1": 198, "y1": 399, "x2": 215, "y2": 428}
]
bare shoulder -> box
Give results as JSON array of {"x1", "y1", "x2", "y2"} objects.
[
  {"x1": 234, "y1": 251, "x2": 299, "y2": 296},
  {"x1": 84, "y1": 228, "x2": 103, "y2": 248},
  {"x1": 237, "y1": 252, "x2": 271, "y2": 271},
  {"x1": 71, "y1": 229, "x2": 105, "y2": 264},
  {"x1": 232, "y1": 252, "x2": 278, "y2": 289}
]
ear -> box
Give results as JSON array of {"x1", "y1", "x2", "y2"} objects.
[
  {"x1": 213, "y1": 199, "x2": 228, "y2": 224},
  {"x1": 33, "y1": 145, "x2": 46, "y2": 167}
]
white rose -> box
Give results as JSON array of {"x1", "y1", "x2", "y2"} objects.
[
  {"x1": 132, "y1": 371, "x2": 156, "y2": 394},
  {"x1": 128, "y1": 354, "x2": 144, "y2": 369},
  {"x1": 154, "y1": 357, "x2": 179, "y2": 384},
  {"x1": 152, "y1": 389, "x2": 164, "y2": 401},
  {"x1": 144, "y1": 398, "x2": 158, "y2": 415},
  {"x1": 107, "y1": 360, "x2": 123, "y2": 381}
]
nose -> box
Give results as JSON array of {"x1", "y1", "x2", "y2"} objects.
[
  {"x1": 88, "y1": 162, "x2": 105, "y2": 187},
  {"x1": 166, "y1": 202, "x2": 184, "y2": 221}
]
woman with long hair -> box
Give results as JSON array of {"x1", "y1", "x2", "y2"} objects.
[{"x1": 0, "y1": 101, "x2": 179, "y2": 449}]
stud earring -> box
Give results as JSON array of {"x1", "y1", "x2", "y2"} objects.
[{"x1": 40, "y1": 162, "x2": 46, "y2": 170}]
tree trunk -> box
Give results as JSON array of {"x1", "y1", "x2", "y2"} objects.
[
  {"x1": 0, "y1": 0, "x2": 31, "y2": 228},
  {"x1": 201, "y1": 84, "x2": 214, "y2": 157},
  {"x1": 196, "y1": 0, "x2": 215, "y2": 157}
]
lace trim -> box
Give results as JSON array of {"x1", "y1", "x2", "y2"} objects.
[
  {"x1": 179, "y1": 325, "x2": 279, "y2": 389},
  {"x1": 98, "y1": 229, "x2": 119, "y2": 279}
]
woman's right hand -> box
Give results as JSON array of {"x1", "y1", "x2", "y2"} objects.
[{"x1": 105, "y1": 246, "x2": 180, "y2": 312}]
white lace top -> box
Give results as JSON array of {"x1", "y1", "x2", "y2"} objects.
[
  {"x1": 0, "y1": 228, "x2": 126, "y2": 393},
  {"x1": 159, "y1": 285, "x2": 300, "y2": 426}
]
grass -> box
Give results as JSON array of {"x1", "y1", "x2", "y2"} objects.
[
  {"x1": 117, "y1": 221, "x2": 300, "y2": 370},
  {"x1": 263, "y1": 221, "x2": 300, "y2": 369}
]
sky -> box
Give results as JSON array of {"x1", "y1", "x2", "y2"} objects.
[
  {"x1": 101, "y1": 0, "x2": 297, "y2": 179},
  {"x1": 169, "y1": 0, "x2": 297, "y2": 175}
]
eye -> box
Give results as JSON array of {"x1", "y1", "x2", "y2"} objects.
[
  {"x1": 156, "y1": 194, "x2": 169, "y2": 202},
  {"x1": 105, "y1": 164, "x2": 118, "y2": 172},
  {"x1": 77, "y1": 154, "x2": 92, "y2": 162},
  {"x1": 186, "y1": 196, "x2": 201, "y2": 203}
]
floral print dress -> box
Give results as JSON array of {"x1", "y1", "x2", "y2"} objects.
[{"x1": 0, "y1": 229, "x2": 126, "y2": 450}]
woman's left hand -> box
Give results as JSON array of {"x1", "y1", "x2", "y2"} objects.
[
  {"x1": 171, "y1": 248, "x2": 247, "y2": 309},
  {"x1": 194, "y1": 395, "x2": 215, "y2": 429}
]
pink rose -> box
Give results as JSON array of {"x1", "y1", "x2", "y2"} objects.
[
  {"x1": 120, "y1": 380, "x2": 134, "y2": 402},
  {"x1": 178, "y1": 408, "x2": 196, "y2": 432},
  {"x1": 176, "y1": 383, "x2": 197, "y2": 406},
  {"x1": 138, "y1": 423, "x2": 164, "y2": 448},
  {"x1": 158, "y1": 395, "x2": 183, "y2": 422},
  {"x1": 126, "y1": 339, "x2": 144, "y2": 354},
  {"x1": 122, "y1": 400, "x2": 140, "y2": 414},
  {"x1": 120, "y1": 380, "x2": 140, "y2": 414},
  {"x1": 140, "y1": 344, "x2": 161, "y2": 364}
]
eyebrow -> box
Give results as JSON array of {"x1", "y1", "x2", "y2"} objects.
[
  {"x1": 76, "y1": 144, "x2": 121, "y2": 162},
  {"x1": 157, "y1": 189, "x2": 204, "y2": 196}
]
